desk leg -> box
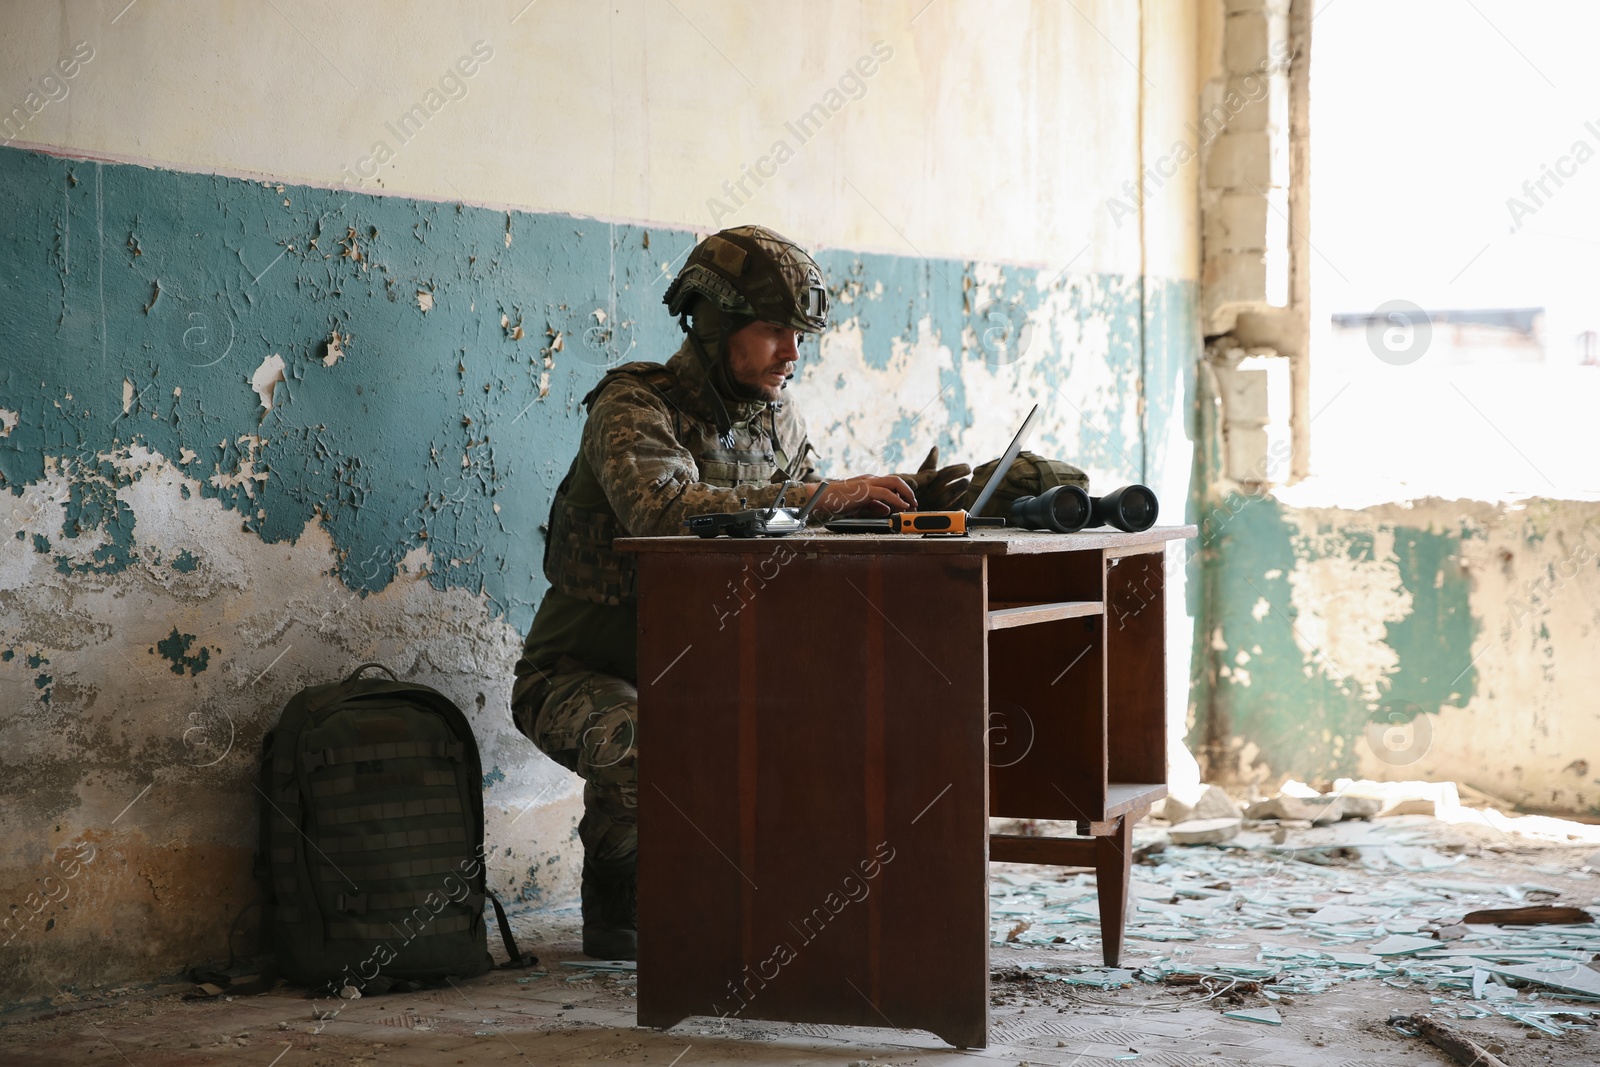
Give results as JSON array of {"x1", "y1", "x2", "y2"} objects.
[{"x1": 1094, "y1": 814, "x2": 1134, "y2": 967}]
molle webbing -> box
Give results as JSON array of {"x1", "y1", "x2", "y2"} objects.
[
  {"x1": 311, "y1": 768, "x2": 456, "y2": 798},
  {"x1": 546, "y1": 497, "x2": 636, "y2": 607},
  {"x1": 317, "y1": 854, "x2": 471, "y2": 882},
  {"x1": 296, "y1": 740, "x2": 463, "y2": 773},
  {"x1": 317, "y1": 825, "x2": 469, "y2": 854},
  {"x1": 317, "y1": 796, "x2": 463, "y2": 825},
  {"x1": 333, "y1": 889, "x2": 486, "y2": 915},
  {"x1": 326, "y1": 913, "x2": 475, "y2": 942}
]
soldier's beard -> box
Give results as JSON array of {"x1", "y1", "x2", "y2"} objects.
[
  {"x1": 727, "y1": 357, "x2": 785, "y2": 402},
  {"x1": 714, "y1": 332, "x2": 783, "y2": 403}
]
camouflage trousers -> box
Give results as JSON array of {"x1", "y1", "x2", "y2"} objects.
[{"x1": 511, "y1": 658, "x2": 638, "y2": 865}]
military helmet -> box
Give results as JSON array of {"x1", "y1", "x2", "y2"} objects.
[
  {"x1": 663, "y1": 225, "x2": 829, "y2": 333},
  {"x1": 958, "y1": 451, "x2": 1090, "y2": 518}
]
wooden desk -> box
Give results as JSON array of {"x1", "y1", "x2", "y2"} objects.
[{"x1": 621, "y1": 526, "x2": 1195, "y2": 1049}]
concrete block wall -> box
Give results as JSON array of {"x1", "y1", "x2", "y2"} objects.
[{"x1": 1199, "y1": 0, "x2": 1295, "y2": 332}]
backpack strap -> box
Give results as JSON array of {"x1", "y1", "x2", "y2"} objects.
[
  {"x1": 487, "y1": 890, "x2": 535, "y2": 970},
  {"x1": 343, "y1": 662, "x2": 398, "y2": 683}
]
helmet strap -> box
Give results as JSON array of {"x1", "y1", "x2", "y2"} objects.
[{"x1": 684, "y1": 328, "x2": 738, "y2": 446}]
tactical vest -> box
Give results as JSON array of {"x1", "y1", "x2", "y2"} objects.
[{"x1": 543, "y1": 360, "x2": 803, "y2": 607}]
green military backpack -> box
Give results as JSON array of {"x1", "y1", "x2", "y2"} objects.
[
  {"x1": 256, "y1": 663, "x2": 528, "y2": 992},
  {"x1": 958, "y1": 450, "x2": 1090, "y2": 517}
]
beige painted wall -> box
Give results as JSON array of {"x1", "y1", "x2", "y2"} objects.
[
  {"x1": 2, "y1": 0, "x2": 1197, "y2": 280},
  {"x1": 1142, "y1": 0, "x2": 1201, "y2": 286}
]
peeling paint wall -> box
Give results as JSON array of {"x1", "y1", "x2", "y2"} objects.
[
  {"x1": 1, "y1": 0, "x2": 1202, "y2": 1006},
  {"x1": 1199, "y1": 491, "x2": 1600, "y2": 816}
]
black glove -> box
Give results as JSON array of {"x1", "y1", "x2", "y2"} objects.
[{"x1": 897, "y1": 446, "x2": 972, "y2": 511}]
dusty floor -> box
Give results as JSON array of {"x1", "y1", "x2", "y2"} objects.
[{"x1": 3, "y1": 815, "x2": 1598, "y2": 1066}]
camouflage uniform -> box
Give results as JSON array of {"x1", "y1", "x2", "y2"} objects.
[{"x1": 511, "y1": 336, "x2": 819, "y2": 864}]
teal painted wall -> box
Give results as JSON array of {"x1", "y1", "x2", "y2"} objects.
[{"x1": 1, "y1": 148, "x2": 1188, "y2": 624}]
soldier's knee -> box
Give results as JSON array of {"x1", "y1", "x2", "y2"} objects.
[
  {"x1": 585, "y1": 675, "x2": 640, "y2": 717},
  {"x1": 510, "y1": 694, "x2": 540, "y2": 743},
  {"x1": 578, "y1": 710, "x2": 637, "y2": 776},
  {"x1": 520, "y1": 665, "x2": 639, "y2": 786},
  {"x1": 573, "y1": 677, "x2": 638, "y2": 775},
  {"x1": 510, "y1": 665, "x2": 557, "y2": 744},
  {"x1": 583, "y1": 779, "x2": 639, "y2": 828}
]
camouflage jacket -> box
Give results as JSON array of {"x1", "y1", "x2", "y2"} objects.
[{"x1": 515, "y1": 340, "x2": 817, "y2": 686}]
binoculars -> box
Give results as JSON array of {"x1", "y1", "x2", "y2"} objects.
[{"x1": 1008, "y1": 484, "x2": 1159, "y2": 533}]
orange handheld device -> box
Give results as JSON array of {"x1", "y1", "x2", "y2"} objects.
[
  {"x1": 888, "y1": 511, "x2": 1005, "y2": 535},
  {"x1": 884, "y1": 403, "x2": 1039, "y2": 536}
]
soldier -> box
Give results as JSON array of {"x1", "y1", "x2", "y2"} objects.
[{"x1": 511, "y1": 225, "x2": 969, "y2": 960}]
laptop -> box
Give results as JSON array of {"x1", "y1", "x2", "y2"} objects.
[{"x1": 824, "y1": 403, "x2": 1039, "y2": 534}]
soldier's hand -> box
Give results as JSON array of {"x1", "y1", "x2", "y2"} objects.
[
  {"x1": 907, "y1": 459, "x2": 973, "y2": 510},
  {"x1": 896, "y1": 446, "x2": 972, "y2": 511},
  {"x1": 805, "y1": 475, "x2": 916, "y2": 519}
]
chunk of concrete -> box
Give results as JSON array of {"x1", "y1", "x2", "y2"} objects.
[
  {"x1": 1168, "y1": 818, "x2": 1243, "y2": 845},
  {"x1": 1244, "y1": 794, "x2": 1345, "y2": 823},
  {"x1": 1379, "y1": 798, "x2": 1439, "y2": 817},
  {"x1": 1330, "y1": 778, "x2": 1461, "y2": 819},
  {"x1": 1164, "y1": 784, "x2": 1244, "y2": 824},
  {"x1": 1338, "y1": 795, "x2": 1383, "y2": 820}
]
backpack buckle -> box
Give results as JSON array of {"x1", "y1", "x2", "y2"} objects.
[{"x1": 335, "y1": 893, "x2": 368, "y2": 914}]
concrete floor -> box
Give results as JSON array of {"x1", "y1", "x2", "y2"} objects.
[{"x1": 3, "y1": 818, "x2": 1598, "y2": 1066}]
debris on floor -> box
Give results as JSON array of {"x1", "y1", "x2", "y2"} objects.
[
  {"x1": 1163, "y1": 783, "x2": 1243, "y2": 824},
  {"x1": 1390, "y1": 1012, "x2": 1514, "y2": 1067},
  {"x1": 991, "y1": 781, "x2": 1600, "y2": 1046},
  {"x1": 6, "y1": 780, "x2": 1600, "y2": 1064},
  {"x1": 1461, "y1": 904, "x2": 1594, "y2": 925},
  {"x1": 558, "y1": 959, "x2": 636, "y2": 972},
  {"x1": 1221, "y1": 1004, "x2": 1282, "y2": 1025},
  {"x1": 1244, "y1": 791, "x2": 1347, "y2": 824},
  {"x1": 1167, "y1": 816, "x2": 1242, "y2": 845}
]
